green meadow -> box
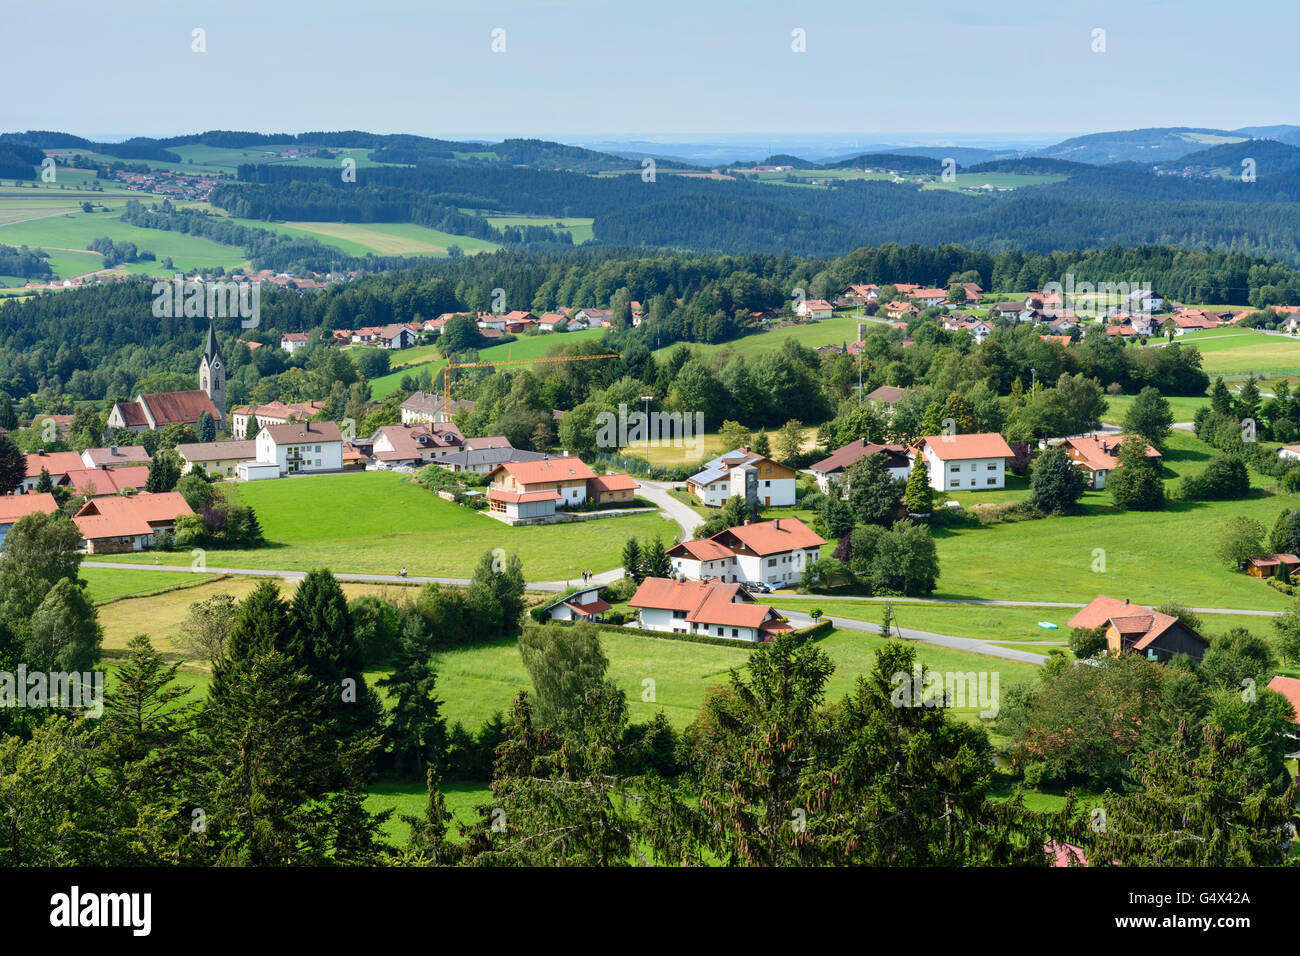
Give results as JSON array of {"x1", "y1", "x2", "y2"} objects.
[{"x1": 82, "y1": 471, "x2": 675, "y2": 579}]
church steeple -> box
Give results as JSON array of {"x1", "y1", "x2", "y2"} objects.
[{"x1": 199, "y1": 317, "x2": 226, "y2": 419}]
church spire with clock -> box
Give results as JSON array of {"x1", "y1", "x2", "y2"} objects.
[{"x1": 199, "y1": 317, "x2": 226, "y2": 418}]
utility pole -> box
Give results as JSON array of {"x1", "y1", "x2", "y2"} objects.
[{"x1": 641, "y1": 395, "x2": 653, "y2": 466}]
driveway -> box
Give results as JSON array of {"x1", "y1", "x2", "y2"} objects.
[{"x1": 635, "y1": 479, "x2": 703, "y2": 541}]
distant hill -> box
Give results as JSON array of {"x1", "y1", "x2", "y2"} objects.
[
  {"x1": 965, "y1": 157, "x2": 1089, "y2": 176},
  {"x1": 1033, "y1": 127, "x2": 1248, "y2": 165},
  {"x1": 1154, "y1": 138, "x2": 1300, "y2": 176}
]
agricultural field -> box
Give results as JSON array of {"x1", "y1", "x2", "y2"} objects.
[
  {"x1": 1146, "y1": 326, "x2": 1300, "y2": 378},
  {"x1": 485, "y1": 214, "x2": 594, "y2": 244},
  {"x1": 1100, "y1": 392, "x2": 1209, "y2": 426},
  {"x1": 94, "y1": 573, "x2": 421, "y2": 655},
  {"x1": 368, "y1": 326, "x2": 609, "y2": 398},
  {"x1": 0, "y1": 201, "x2": 248, "y2": 277},
  {"x1": 81, "y1": 471, "x2": 677, "y2": 580}
]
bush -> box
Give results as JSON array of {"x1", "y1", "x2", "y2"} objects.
[{"x1": 1181, "y1": 454, "x2": 1251, "y2": 501}]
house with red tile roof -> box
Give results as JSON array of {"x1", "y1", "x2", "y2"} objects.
[
  {"x1": 1265, "y1": 676, "x2": 1300, "y2": 726},
  {"x1": 483, "y1": 456, "x2": 598, "y2": 522},
  {"x1": 20, "y1": 450, "x2": 85, "y2": 492},
  {"x1": 60, "y1": 465, "x2": 151, "y2": 497},
  {"x1": 795, "y1": 298, "x2": 833, "y2": 319},
  {"x1": 911, "y1": 433, "x2": 1015, "y2": 492},
  {"x1": 72, "y1": 492, "x2": 193, "y2": 554},
  {"x1": 668, "y1": 517, "x2": 825, "y2": 588},
  {"x1": 810, "y1": 438, "x2": 910, "y2": 493},
  {"x1": 629, "y1": 577, "x2": 793, "y2": 642},
  {"x1": 539, "y1": 584, "x2": 611, "y2": 623},
  {"x1": 587, "y1": 472, "x2": 640, "y2": 505},
  {"x1": 1067, "y1": 594, "x2": 1208, "y2": 663},
  {"x1": 1242, "y1": 554, "x2": 1300, "y2": 578},
  {"x1": 174, "y1": 440, "x2": 257, "y2": 478},
  {"x1": 910, "y1": 288, "x2": 948, "y2": 306},
  {"x1": 280, "y1": 331, "x2": 312, "y2": 353},
  {"x1": 249, "y1": 420, "x2": 344, "y2": 477},
  {"x1": 229, "y1": 400, "x2": 327, "y2": 440},
  {"x1": 0, "y1": 492, "x2": 59, "y2": 545},
  {"x1": 841, "y1": 283, "x2": 881, "y2": 303},
  {"x1": 1061, "y1": 435, "x2": 1161, "y2": 489}
]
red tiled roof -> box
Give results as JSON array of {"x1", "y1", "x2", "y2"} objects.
[
  {"x1": 1247, "y1": 553, "x2": 1300, "y2": 568},
  {"x1": 715, "y1": 517, "x2": 826, "y2": 557},
  {"x1": 486, "y1": 488, "x2": 561, "y2": 504},
  {"x1": 669, "y1": 537, "x2": 735, "y2": 562},
  {"x1": 491, "y1": 457, "x2": 596, "y2": 486},
  {"x1": 1066, "y1": 594, "x2": 1180, "y2": 651},
  {"x1": 588, "y1": 473, "x2": 640, "y2": 493},
  {"x1": 81, "y1": 445, "x2": 150, "y2": 467},
  {"x1": 60, "y1": 465, "x2": 151, "y2": 496},
  {"x1": 629, "y1": 577, "x2": 775, "y2": 628},
  {"x1": 72, "y1": 492, "x2": 192, "y2": 540},
  {"x1": 138, "y1": 391, "x2": 220, "y2": 427},
  {"x1": 1062, "y1": 435, "x2": 1161, "y2": 472},
  {"x1": 1267, "y1": 676, "x2": 1300, "y2": 724},
  {"x1": 0, "y1": 492, "x2": 59, "y2": 524},
  {"x1": 916, "y1": 433, "x2": 1014, "y2": 461},
  {"x1": 23, "y1": 451, "x2": 84, "y2": 479},
  {"x1": 565, "y1": 598, "x2": 612, "y2": 616}
]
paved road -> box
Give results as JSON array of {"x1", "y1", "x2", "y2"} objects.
[
  {"x1": 636, "y1": 479, "x2": 702, "y2": 540},
  {"x1": 778, "y1": 608, "x2": 1049, "y2": 665},
  {"x1": 767, "y1": 591, "x2": 1284, "y2": 616}
]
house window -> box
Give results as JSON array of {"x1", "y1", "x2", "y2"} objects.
[
  {"x1": 987, "y1": 463, "x2": 997, "y2": 470},
  {"x1": 987, "y1": 478, "x2": 997, "y2": 485},
  {"x1": 949, "y1": 465, "x2": 959, "y2": 472},
  {"x1": 767, "y1": 558, "x2": 776, "y2": 568},
  {"x1": 969, "y1": 464, "x2": 976, "y2": 472},
  {"x1": 732, "y1": 628, "x2": 739, "y2": 637},
  {"x1": 672, "y1": 610, "x2": 686, "y2": 619}
]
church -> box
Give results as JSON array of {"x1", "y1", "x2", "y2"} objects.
[{"x1": 107, "y1": 319, "x2": 225, "y2": 432}]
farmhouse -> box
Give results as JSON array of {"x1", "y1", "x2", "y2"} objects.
[
  {"x1": 668, "y1": 517, "x2": 825, "y2": 587},
  {"x1": 911, "y1": 288, "x2": 948, "y2": 307},
  {"x1": 20, "y1": 450, "x2": 85, "y2": 492},
  {"x1": 911, "y1": 433, "x2": 1015, "y2": 492},
  {"x1": 227, "y1": 400, "x2": 326, "y2": 440},
  {"x1": 72, "y1": 492, "x2": 193, "y2": 554},
  {"x1": 539, "y1": 585, "x2": 611, "y2": 623},
  {"x1": 1278, "y1": 444, "x2": 1300, "y2": 462},
  {"x1": 0, "y1": 492, "x2": 59, "y2": 546},
  {"x1": 629, "y1": 577, "x2": 792, "y2": 642},
  {"x1": 687, "y1": 448, "x2": 797, "y2": 507},
  {"x1": 1060, "y1": 435, "x2": 1162, "y2": 489},
  {"x1": 810, "y1": 438, "x2": 910, "y2": 493},
  {"x1": 175, "y1": 440, "x2": 257, "y2": 477},
  {"x1": 241, "y1": 420, "x2": 344, "y2": 479},
  {"x1": 842, "y1": 284, "x2": 880, "y2": 303},
  {"x1": 60, "y1": 465, "x2": 151, "y2": 497},
  {"x1": 81, "y1": 445, "x2": 150, "y2": 469},
  {"x1": 1067, "y1": 594, "x2": 1209, "y2": 663},
  {"x1": 885, "y1": 300, "x2": 920, "y2": 320}
]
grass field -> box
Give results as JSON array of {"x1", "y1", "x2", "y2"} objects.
[
  {"x1": 94, "y1": 573, "x2": 421, "y2": 654},
  {"x1": 1146, "y1": 327, "x2": 1300, "y2": 378},
  {"x1": 365, "y1": 781, "x2": 493, "y2": 843},
  {"x1": 82, "y1": 471, "x2": 677, "y2": 579},
  {"x1": 82, "y1": 566, "x2": 210, "y2": 605},
  {"x1": 485, "y1": 214, "x2": 595, "y2": 244},
  {"x1": 367, "y1": 327, "x2": 609, "y2": 398},
  {"x1": 1101, "y1": 392, "x2": 1209, "y2": 425},
  {"x1": 0, "y1": 201, "x2": 248, "y2": 277}
]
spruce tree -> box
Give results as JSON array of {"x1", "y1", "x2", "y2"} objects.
[
  {"x1": 621, "y1": 536, "x2": 641, "y2": 581},
  {"x1": 902, "y1": 452, "x2": 933, "y2": 515}
]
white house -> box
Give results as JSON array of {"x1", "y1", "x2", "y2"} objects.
[
  {"x1": 280, "y1": 332, "x2": 311, "y2": 353},
  {"x1": 668, "y1": 517, "x2": 826, "y2": 588},
  {"x1": 1280, "y1": 445, "x2": 1300, "y2": 462},
  {"x1": 539, "y1": 585, "x2": 611, "y2": 622},
  {"x1": 628, "y1": 577, "x2": 793, "y2": 642},
  {"x1": 0, "y1": 492, "x2": 59, "y2": 547},
  {"x1": 911, "y1": 433, "x2": 1015, "y2": 492},
  {"x1": 687, "y1": 449, "x2": 797, "y2": 508},
  {"x1": 241, "y1": 420, "x2": 344, "y2": 479},
  {"x1": 795, "y1": 299, "x2": 833, "y2": 320}
]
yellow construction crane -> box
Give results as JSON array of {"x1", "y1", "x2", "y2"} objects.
[{"x1": 441, "y1": 351, "x2": 620, "y2": 408}]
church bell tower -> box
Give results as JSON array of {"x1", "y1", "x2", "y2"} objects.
[{"x1": 199, "y1": 317, "x2": 226, "y2": 419}]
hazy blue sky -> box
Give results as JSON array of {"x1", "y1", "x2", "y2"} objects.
[{"x1": 3, "y1": 0, "x2": 1296, "y2": 143}]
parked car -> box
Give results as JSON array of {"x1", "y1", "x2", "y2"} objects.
[{"x1": 743, "y1": 581, "x2": 773, "y2": 594}]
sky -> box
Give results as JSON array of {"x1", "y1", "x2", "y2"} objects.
[{"x1": 3, "y1": 0, "x2": 1298, "y2": 145}]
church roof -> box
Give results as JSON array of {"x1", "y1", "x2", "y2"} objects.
[{"x1": 204, "y1": 318, "x2": 221, "y2": 364}]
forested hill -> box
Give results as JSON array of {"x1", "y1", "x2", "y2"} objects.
[{"x1": 3, "y1": 241, "x2": 1299, "y2": 404}]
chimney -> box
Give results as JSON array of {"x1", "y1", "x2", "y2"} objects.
[
  {"x1": 774, "y1": 518, "x2": 781, "y2": 530},
  {"x1": 743, "y1": 519, "x2": 750, "y2": 526},
  {"x1": 110, "y1": 445, "x2": 118, "y2": 456},
  {"x1": 1124, "y1": 598, "x2": 1129, "y2": 605}
]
